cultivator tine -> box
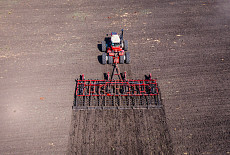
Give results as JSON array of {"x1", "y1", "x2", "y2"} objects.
[
  {"x1": 102, "y1": 96, "x2": 106, "y2": 107},
  {"x1": 131, "y1": 96, "x2": 135, "y2": 107},
  {"x1": 116, "y1": 96, "x2": 121, "y2": 107}
]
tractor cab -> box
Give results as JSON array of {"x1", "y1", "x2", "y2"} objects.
[{"x1": 111, "y1": 32, "x2": 121, "y2": 50}]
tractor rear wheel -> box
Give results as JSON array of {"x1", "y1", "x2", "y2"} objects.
[
  {"x1": 125, "y1": 52, "x2": 130, "y2": 64},
  {"x1": 120, "y1": 55, "x2": 124, "y2": 64},
  {"x1": 102, "y1": 53, "x2": 107, "y2": 64},
  {"x1": 108, "y1": 56, "x2": 113, "y2": 64},
  {"x1": 124, "y1": 40, "x2": 128, "y2": 51},
  {"x1": 102, "y1": 41, "x2": 106, "y2": 52}
]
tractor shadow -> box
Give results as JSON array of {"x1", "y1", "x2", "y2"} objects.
[
  {"x1": 97, "y1": 55, "x2": 103, "y2": 64},
  {"x1": 97, "y1": 36, "x2": 111, "y2": 64},
  {"x1": 97, "y1": 44, "x2": 102, "y2": 52}
]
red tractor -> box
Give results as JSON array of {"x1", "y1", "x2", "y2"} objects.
[{"x1": 101, "y1": 29, "x2": 130, "y2": 64}]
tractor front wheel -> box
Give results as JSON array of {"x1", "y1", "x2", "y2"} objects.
[
  {"x1": 102, "y1": 41, "x2": 106, "y2": 52},
  {"x1": 102, "y1": 53, "x2": 107, "y2": 65},
  {"x1": 124, "y1": 40, "x2": 128, "y2": 51}
]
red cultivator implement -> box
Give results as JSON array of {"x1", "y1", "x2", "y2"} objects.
[{"x1": 73, "y1": 64, "x2": 162, "y2": 110}]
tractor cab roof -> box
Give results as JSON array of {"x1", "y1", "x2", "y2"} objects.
[{"x1": 111, "y1": 33, "x2": 120, "y2": 43}]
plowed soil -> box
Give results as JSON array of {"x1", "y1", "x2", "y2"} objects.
[
  {"x1": 68, "y1": 108, "x2": 172, "y2": 154},
  {"x1": 0, "y1": 0, "x2": 229, "y2": 154}
]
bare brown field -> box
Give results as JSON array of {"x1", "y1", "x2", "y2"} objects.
[{"x1": 0, "y1": 0, "x2": 229, "y2": 154}]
